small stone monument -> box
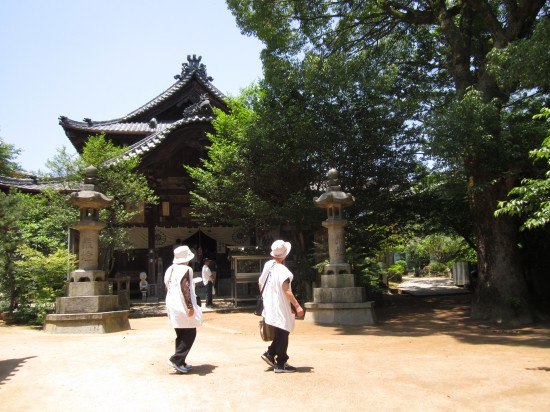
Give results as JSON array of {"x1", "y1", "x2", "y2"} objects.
[
  {"x1": 139, "y1": 272, "x2": 148, "y2": 300},
  {"x1": 304, "y1": 169, "x2": 376, "y2": 325},
  {"x1": 44, "y1": 166, "x2": 131, "y2": 333}
]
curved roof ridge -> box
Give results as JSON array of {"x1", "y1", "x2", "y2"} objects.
[
  {"x1": 58, "y1": 120, "x2": 173, "y2": 134},
  {"x1": 59, "y1": 55, "x2": 226, "y2": 126},
  {"x1": 0, "y1": 175, "x2": 77, "y2": 193},
  {"x1": 106, "y1": 114, "x2": 215, "y2": 165},
  {"x1": 123, "y1": 57, "x2": 226, "y2": 120}
]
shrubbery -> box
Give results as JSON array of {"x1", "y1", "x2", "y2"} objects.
[{"x1": 1, "y1": 245, "x2": 76, "y2": 325}]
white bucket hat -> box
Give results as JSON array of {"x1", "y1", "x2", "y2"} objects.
[
  {"x1": 173, "y1": 245, "x2": 195, "y2": 264},
  {"x1": 270, "y1": 240, "x2": 291, "y2": 258}
]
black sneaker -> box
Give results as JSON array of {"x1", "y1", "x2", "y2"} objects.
[
  {"x1": 261, "y1": 352, "x2": 275, "y2": 368},
  {"x1": 274, "y1": 363, "x2": 296, "y2": 373}
]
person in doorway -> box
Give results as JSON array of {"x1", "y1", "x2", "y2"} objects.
[
  {"x1": 202, "y1": 258, "x2": 216, "y2": 308},
  {"x1": 164, "y1": 245, "x2": 203, "y2": 374},
  {"x1": 209, "y1": 257, "x2": 217, "y2": 296},
  {"x1": 259, "y1": 240, "x2": 304, "y2": 373},
  {"x1": 190, "y1": 244, "x2": 199, "y2": 270}
]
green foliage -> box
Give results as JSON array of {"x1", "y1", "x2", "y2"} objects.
[
  {"x1": 5, "y1": 245, "x2": 76, "y2": 325},
  {"x1": 46, "y1": 134, "x2": 158, "y2": 271},
  {"x1": 187, "y1": 86, "x2": 321, "y2": 235},
  {"x1": 487, "y1": 17, "x2": 550, "y2": 92},
  {"x1": 355, "y1": 256, "x2": 385, "y2": 300},
  {"x1": 0, "y1": 134, "x2": 156, "y2": 325},
  {"x1": 228, "y1": 0, "x2": 549, "y2": 323},
  {"x1": 404, "y1": 234, "x2": 476, "y2": 273},
  {"x1": 428, "y1": 262, "x2": 448, "y2": 274},
  {"x1": 0, "y1": 189, "x2": 78, "y2": 323},
  {"x1": 0, "y1": 190, "x2": 27, "y2": 313},
  {"x1": 344, "y1": 245, "x2": 386, "y2": 300},
  {"x1": 495, "y1": 108, "x2": 550, "y2": 230},
  {"x1": 20, "y1": 189, "x2": 78, "y2": 253},
  {"x1": 0, "y1": 137, "x2": 22, "y2": 176},
  {"x1": 384, "y1": 259, "x2": 406, "y2": 283}
]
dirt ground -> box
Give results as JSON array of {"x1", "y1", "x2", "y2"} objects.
[{"x1": 1, "y1": 294, "x2": 549, "y2": 412}]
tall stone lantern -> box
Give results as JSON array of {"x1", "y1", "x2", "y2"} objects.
[
  {"x1": 304, "y1": 169, "x2": 376, "y2": 325},
  {"x1": 69, "y1": 165, "x2": 112, "y2": 282},
  {"x1": 314, "y1": 168, "x2": 355, "y2": 276},
  {"x1": 44, "y1": 166, "x2": 131, "y2": 333}
]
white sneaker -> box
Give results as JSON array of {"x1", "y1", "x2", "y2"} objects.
[{"x1": 167, "y1": 359, "x2": 188, "y2": 374}]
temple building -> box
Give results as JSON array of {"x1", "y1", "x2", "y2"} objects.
[
  {"x1": 0, "y1": 55, "x2": 283, "y2": 299},
  {"x1": 57, "y1": 55, "x2": 260, "y2": 297}
]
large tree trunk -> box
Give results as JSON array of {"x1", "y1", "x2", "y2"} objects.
[{"x1": 469, "y1": 175, "x2": 533, "y2": 325}]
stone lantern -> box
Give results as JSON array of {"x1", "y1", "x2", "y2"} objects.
[
  {"x1": 313, "y1": 168, "x2": 355, "y2": 276},
  {"x1": 44, "y1": 166, "x2": 131, "y2": 333},
  {"x1": 304, "y1": 169, "x2": 376, "y2": 325},
  {"x1": 68, "y1": 165, "x2": 112, "y2": 282}
]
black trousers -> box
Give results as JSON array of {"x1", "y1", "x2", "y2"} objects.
[
  {"x1": 170, "y1": 327, "x2": 196, "y2": 366},
  {"x1": 205, "y1": 280, "x2": 213, "y2": 306},
  {"x1": 268, "y1": 326, "x2": 290, "y2": 366}
]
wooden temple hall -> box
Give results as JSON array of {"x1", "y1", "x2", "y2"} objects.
[{"x1": 53, "y1": 55, "x2": 274, "y2": 300}]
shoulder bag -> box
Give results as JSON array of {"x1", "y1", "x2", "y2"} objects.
[
  {"x1": 254, "y1": 261, "x2": 277, "y2": 316},
  {"x1": 259, "y1": 318, "x2": 275, "y2": 341}
]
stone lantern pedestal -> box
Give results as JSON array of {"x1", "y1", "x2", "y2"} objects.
[
  {"x1": 304, "y1": 169, "x2": 376, "y2": 325},
  {"x1": 44, "y1": 166, "x2": 130, "y2": 333}
]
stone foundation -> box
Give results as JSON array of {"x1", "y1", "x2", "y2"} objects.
[
  {"x1": 304, "y1": 301, "x2": 376, "y2": 325},
  {"x1": 305, "y1": 273, "x2": 376, "y2": 325},
  {"x1": 44, "y1": 311, "x2": 130, "y2": 334},
  {"x1": 55, "y1": 295, "x2": 119, "y2": 314}
]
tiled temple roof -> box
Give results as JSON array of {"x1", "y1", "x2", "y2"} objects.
[
  {"x1": 107, "y1": 114, "x2": 215, "y2": 164},
  {"x1": 0, "y1": 175, "x2": 76, "y2": 193},
  {"x1": 123, "y1": 55, "x2": 226, "y2": 120},
  {"x1": 57, "y1": 120, "x2": 173, "y2": 135},
  {"x1": 59, "y1": 55, "x2": 226, "y2": 131}
]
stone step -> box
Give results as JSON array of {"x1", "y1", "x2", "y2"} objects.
[
  {"x1": 313, "y1": 287, "x2": 366, "y2": 303},
  {"x1": 56, "y1": 295, "x2": 119, "y2": 314},
  {"x1": 320, "y1": 273, "x2": 355, "y2": 288}
]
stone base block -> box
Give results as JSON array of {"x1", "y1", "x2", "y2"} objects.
[
  {"x1": 44, "y1": 311, "x2": 131, "y2": 334},
  {"x1": 68, "y1": 281, "x2": 109, "y2": 297},
  {"x1": 56, "y1": 295, "x2": 118, "y2": 314},
  {"x1": 304, "y1": 301, "x2": 376, "y2": 325},
  {"x1": 313, "y1": 287, "x2": 365, "y2": 303},
  {"x1": 70, "y1": 269, "x2": 105, "y2": 282},
  {"x1": 321, "y1": 273, "x2": 355, "y2": 288},
  {"x1": 323, "y1": 263, "x2": 351, "y2": 275}
]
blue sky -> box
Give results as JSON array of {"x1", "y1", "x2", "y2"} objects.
[{"x1": 0, "y1": 0, "x2": 264, "y2": 173}]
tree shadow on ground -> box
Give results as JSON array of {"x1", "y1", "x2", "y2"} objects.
[
  {"x1": 0, "y1": 356, "x2": 37, "y2": 387},
  {"x1": 330, "y1": 294, "x2": 550, "y2": 349}
]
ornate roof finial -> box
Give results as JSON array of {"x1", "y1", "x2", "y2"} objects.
[
  {"x1": 84, "y1": 165, "x2": 98, "y2": 189},
  {"x1": 174, "y1": 54, "x2": 213, "y2": 82},
  {"x1": 183, "y1": 94, "x2": 213, "y2": 118}
]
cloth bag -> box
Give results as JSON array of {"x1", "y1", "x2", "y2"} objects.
[{"x1": 259, "y1": 318, "x2": 275, "y2": 341}]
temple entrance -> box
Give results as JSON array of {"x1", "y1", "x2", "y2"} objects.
[{"x1": 182, "y1": 231, "x2": 218, "y2": 271}]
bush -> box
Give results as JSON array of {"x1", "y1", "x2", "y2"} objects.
[
  {"x1": 429, "y1": 262, "x2": 449, "y2": 274},
  {"x1": 386, "y1": 259, "x2": 407, "y2": 283},
  {"x1": 4, "y1": 245, "x2": 76, "y2": 325},
  {"x1": 356, "y1": 257, "x2": 386, "y2": 301},
  {"x1": 5, "y1": 304, "x2": 53, "y2": 326}
]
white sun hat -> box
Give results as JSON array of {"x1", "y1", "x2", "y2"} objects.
[
  {"x1": 270, "y1": 240, "x2": 291, "y2": 258},
  {"x1": 173, "y1": 245, "x2": 195, "y2": 264}
]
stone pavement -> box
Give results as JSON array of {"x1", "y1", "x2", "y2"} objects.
[
  {"x1": 397, "y1": 275, "x2": 472, "y2": 296},
  {"x1": 2, "y1": 293, "x2": 550, "y2": 411}
]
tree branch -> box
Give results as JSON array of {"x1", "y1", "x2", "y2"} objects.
[{"x1": 465, "y1": 0, "x2": 507, "y2": 47}]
